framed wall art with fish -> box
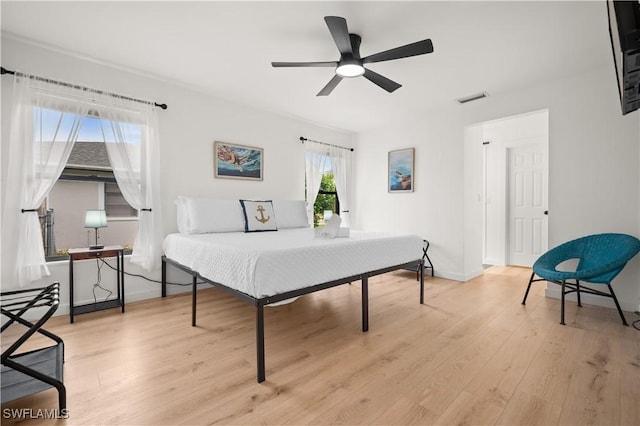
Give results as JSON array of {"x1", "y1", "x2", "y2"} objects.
[{"x1": 214, "y1": 141, "x2": 263, "y2": 181}]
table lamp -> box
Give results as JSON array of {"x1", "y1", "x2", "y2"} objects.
[{"x1": 85, "y1": 209, "x2": 107, "y2": 249}]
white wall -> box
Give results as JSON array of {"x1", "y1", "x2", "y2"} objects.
[
  {"x1": 354, "y1": 65, "x2": 640, "y2": 312},
  {"x1": 0, "y1": 37, "x2": 353, "y2": 314},
  {"x1": 463, "y1": 124, "x2": 485, "y2": 280},
  {"x1": 353, "y1": 106, "x2": 467, "y2": 280}
]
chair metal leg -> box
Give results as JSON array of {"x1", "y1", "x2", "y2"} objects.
[
  {"x1": 521, "y1": 272, "x2": 536, "y2": 305},
  {"x1": 560, "y1": 280, "x2": 566, "y2": 325},
  {"x1": 608, "y1": 284, "x2": 629, "y2": 326},
  {"x1": 576, "y1": 280, "x2": 582, "y2": 307}
]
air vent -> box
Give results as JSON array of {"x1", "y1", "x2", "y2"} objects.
[{"x1": 456, "y1": 91, "x2": 489, "y2": 104}]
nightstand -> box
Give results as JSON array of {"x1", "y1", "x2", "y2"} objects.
[{"x1": 68, "y1": 246, "x2": 125, "y2": 323}]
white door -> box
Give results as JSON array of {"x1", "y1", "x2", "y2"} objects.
[{"x1": 508, "y1": 143, "x2": 548, "y2": 266}]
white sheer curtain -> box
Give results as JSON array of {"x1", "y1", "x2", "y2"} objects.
[
  {"x1": 97, "y1": 95, "x2": 162, "y2": 272},
  {"x1": 304, "y1": 143, "x2": 331, "y2": 224},
  {"x1": 304, "y1": 141, "x2": 353, "y2": 227},
  {"x1": 2, "y1": 74, "x2": 162, "y2": 287},
  {"x1": 2, "y1": 76, "x2": 91, "y2": 286},
  {"x1": 325, "y1": 145, "x2": 352, "y2": 227}
]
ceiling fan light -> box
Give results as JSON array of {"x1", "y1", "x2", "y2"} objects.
[{"x1": 336, "y1": 63, "x2": 365, "y2": 78}]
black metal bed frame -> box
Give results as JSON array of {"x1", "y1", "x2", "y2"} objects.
[{"x1": 161, "y1": 255, "x2": 424, "y2": 383}]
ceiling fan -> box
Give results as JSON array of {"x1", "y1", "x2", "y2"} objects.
[{"x1": 271, "y1": 16, "x2": 434, "y2": 96}]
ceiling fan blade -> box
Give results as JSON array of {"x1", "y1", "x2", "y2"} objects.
[
  {"x1": 363, "y1": 68, "x2": 402, "y2": 93},
  {"x1": 363, "y1": 39, "x2": 433, "y2": 64},
  {"x1": 271, "y1": 61, "x2": 338, "y2": 67},
  {"x1": 317, "y1": 74, "x2": 343, "y2": 96},
  {"x1": 324, "y1": 16, "x2": 353, "y2": 56}
]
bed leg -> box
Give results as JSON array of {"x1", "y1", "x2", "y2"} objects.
[
  {"x1": 161, "y1": 257, "x2": 167, "y2": 298},
  {"x1": 420, "y1": 259, "x2": 425, "y2": 305},
  {"x1": 192, "y1": 274, "x2": 197, "y2": 327},
  {"x1": 362, "y1": 276, "x2": 369, "y2": 332},
  {"x1": 256, "y1": 305, "x2": 266, "y2": 383}
]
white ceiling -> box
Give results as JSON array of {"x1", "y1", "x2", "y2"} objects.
[{"x1": 1, "y1": 1, "x2": 612, "y2": 133}]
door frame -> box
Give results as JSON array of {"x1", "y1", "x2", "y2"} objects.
[{"x1": 477, "y1": 109, "x2": 549, "y2": 267}]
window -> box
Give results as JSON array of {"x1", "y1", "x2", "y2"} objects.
[
  {"x1": 304, "y1": 141, "x2": 351, "y2": 229},
  {"x1": 105, "y1": 182, "x2": 137, "y2": 218},
  {"x1": 5, "y1": 76, "x2": 161, "y2": 284},
  {"x1": 313, "y1": 171, "x2": 340, "y2": 227},
  {"x1": 41, "y1": 113, "x2": 138, "y2": 260}
]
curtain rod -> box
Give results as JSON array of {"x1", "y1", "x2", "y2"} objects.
[
  {"x1": 299, "y1": 136, "x2": 354, "y2": 152},
  {"x1": 1, "y1": 66, "x2": 168, "y2": 110}
]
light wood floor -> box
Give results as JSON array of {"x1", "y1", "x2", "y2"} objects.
[{"x1": 2, "y1": 266, "x2": 639, "y2": 425}]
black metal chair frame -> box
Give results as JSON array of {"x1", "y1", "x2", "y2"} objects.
[
  {"x1": 521, "y1": 233, "x2": 640, "y2": 326},
  {"x1": 1, "y1": 282, "x2": 66, "y2": 411},
  {"x1": 522, "y1": 274, "x2": 628, "y2": 326}
]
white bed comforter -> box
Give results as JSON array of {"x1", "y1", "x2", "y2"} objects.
[{"x1": 163, "y1": 228, "x2": 423, "y2": 299}]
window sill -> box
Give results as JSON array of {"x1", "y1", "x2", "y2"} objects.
[{"x1": 107, "y1": 217, "x2": 138, "y2": 222}]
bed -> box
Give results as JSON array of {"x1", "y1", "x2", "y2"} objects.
[{"x1": 161, "y1": 197, "x2": 425, "y2": 382}]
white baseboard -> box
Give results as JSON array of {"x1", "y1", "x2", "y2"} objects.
[
  {"x1": 425, "y1": 269, "x2": 480, "y2": 282},
  {"x1": 482, "y1": 258, "x2": 505, "y2": 267},
  {"x1": 545, "y1": 286, "x2": 638, "y2": 313},
  {"x1": 462, "y1": 269, "x2": 485, "y2": 282}
]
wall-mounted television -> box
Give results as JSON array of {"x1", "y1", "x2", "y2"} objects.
[{"x1": 607, "y1": 0, "x2": 640, "y2": 115}]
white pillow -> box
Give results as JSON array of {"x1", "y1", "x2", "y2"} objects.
[
  {"x1": 181, "y1": 197, "x2": 245, "y2": 233},
  {"x1": 240, "y1": 200, "x2": 278, "y2": 232},
  {"x1": 175, "y1": 197, "x2": 190, "y2": 233},
  {"x1": 272, "y1": 199, "x2": 310, "y2": 229}
]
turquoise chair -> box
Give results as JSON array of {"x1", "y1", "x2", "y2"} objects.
[{"x1": 521, "y1": 233, "x2": 640, "y2": 325}]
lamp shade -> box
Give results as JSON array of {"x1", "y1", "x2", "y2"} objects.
[{"x1": 84, "y1": 210, "x2": 107, "y2": 229}]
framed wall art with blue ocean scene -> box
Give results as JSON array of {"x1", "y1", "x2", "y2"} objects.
[
  {"x1": 388, "y1": 148, "x2": 414, "y2": 192},
  {"x1": 214, "y1": 141, "x2": 263, "y2": 181}
]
